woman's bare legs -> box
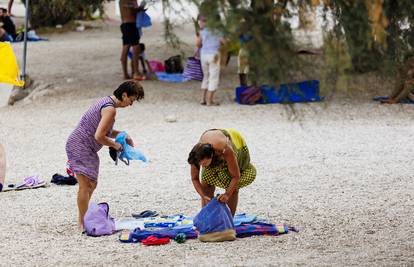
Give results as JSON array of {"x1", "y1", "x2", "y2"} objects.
[
  {"x1": 76, "y1": 173, "x2": 97, "y2": 228},
  {"x1": 227, "y1": 189, "x2": 239, "y2": 217}
]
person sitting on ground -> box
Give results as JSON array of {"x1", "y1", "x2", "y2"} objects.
[
  {"x1": 65, "y1": 80, "x2": 144, "y2": 230},
  {"x1": 381, "y1": 56, "x2": 414, "y2": 104},
  {"x1": 0, "y1": 24, "x2": 10, "y2": 42},
  {"x1": 119, "y1": 0, "x2": 145, "y2": 80},
  {"x1": 0, "y1": 143, "x2": 6, "y2": 192},
  {"x1": 0, "y1": 8, "x2": 16, "y2": 41},
  {"x1": 197, "y1": 15, "x2": 226, "y2": 106},
  {"x1": 188, "y1": 128, "x2": 256, "y2": 216}
]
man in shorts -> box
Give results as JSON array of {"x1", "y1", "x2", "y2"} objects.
[{"x1": 119, "y1": 0, "x2": 144, "y2": 80}]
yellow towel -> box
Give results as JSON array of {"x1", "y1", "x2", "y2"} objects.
[{"x1": 0, "y1": 42, "x2": 25, "y2": 87}]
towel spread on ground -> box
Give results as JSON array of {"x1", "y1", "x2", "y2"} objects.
[
  {"x1": 373, "y1": 96, "x2": 414, "y2": 104},
  {"x1": 117, "y1": 213, "x2": 297, "y2": 243},
  {"x1": 236, "y1": 80, "x2": 322, "y2": 105},
  {"x1": 155, "y1": 72, "x2": 189, "y2": 83}
]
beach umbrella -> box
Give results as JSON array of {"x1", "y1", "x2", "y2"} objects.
[{"x1": 0, "y1": 42, "x2": 25, "y2": 86}]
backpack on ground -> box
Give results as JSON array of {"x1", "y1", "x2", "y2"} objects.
[
  {"x1": 164, "y1": 55, "x2": 183, "y2": 74},
  {"x1": 84, "y1": 202, "x2": 115, "y2": 237}
]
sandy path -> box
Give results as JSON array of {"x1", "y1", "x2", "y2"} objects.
[{"x1": 0, "y1": 21, "x2": 413, "y2": 266}]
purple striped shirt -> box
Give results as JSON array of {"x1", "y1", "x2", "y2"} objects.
[{"x1": 65, "y1": 96, "x2": 116, "y2": 180}]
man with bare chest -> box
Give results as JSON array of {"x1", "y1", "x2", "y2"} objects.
[{"x1": 119, "y1": 0, "x2": 143, "y2": 80}]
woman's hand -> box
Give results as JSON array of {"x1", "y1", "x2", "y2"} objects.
[
  {"x1": 114, "y1": 143, "x2": 123, "y2": 151},
  {"x1": 126, "y1": 133, "x2": 134, "y2": 147},
  {"x1": 202, "y1": 195, "x2": 212, "y2": 203},
  {"x1": 217, "y1": 193, "x2": 230, "y2": 203}
]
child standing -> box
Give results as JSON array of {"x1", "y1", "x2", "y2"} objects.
[
  {"x1": 65, "y1": 81, "x2": 144, "y2": 229},
  {"x1": 197, "y1": 16, "x2": 225, "y2": 106}
]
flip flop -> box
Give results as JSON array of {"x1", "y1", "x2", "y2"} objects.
[
  {"x1": 132, "y1": 210, "x2": 158, "y2": 219},
  {"x1": 2, "y1": 176, "x2": 47, "y2": 192}
]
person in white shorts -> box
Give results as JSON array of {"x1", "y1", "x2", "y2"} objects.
[{"x1": 197, "y1": 16, "x2": 225, "y2": 106}]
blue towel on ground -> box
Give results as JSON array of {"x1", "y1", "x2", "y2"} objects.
[
  {"x1": 373, "y1": 96, "x2": 414, "y2": 104},
  {"x1": 233, "y1": 213, "x2": 257, "y2": 226},
  {"x1": 236, "y1": 80, "x2": 322, "y2": 104},
  {"x1": 155, "y1": 72, "x2": 189, "y2": 83}
]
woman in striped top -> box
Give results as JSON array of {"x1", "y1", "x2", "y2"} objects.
[{"x1": 66, "y1": 80, "x2": 144, "y2": 228}]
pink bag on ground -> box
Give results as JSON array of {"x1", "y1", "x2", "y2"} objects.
[{"x1": 148, "y1": 60, "x2": 165, "y2": 72}]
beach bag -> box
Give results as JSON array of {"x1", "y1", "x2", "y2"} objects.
[
  {"x1": 165, "y1": 55, "x2": 183, "y2": 74},
  {"x1": 183, "y1": 56, "x2": 203, "y2": 81},
  {"x1": 240, "y1": 85, "x2": 263, "y2": 105},
  {"x1": 84, "y1": 202, "x2": 115, "y2": 237},
  {"x1": 193, "y1": 198, "x2": 236, "y2": 242},
  {"x1": 136, "y1": 11, "x2": 152, "y2": 28},
  {"x1": 148, "y1": 60, "x2": 165, "y2": 72}
]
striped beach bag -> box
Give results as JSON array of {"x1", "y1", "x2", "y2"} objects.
[{"x1": 183, "y1": 56, "x2": 203, "y2": 81}]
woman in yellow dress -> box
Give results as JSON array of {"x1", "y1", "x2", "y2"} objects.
[{"x1": 188, "y1": 128, "x2": 256, "y2": 216}]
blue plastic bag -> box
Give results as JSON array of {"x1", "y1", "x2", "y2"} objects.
[
  {"x1": 136, "y1": 11, "x2": 152, "y2": 28},
  {"x1": 115, "y1": 131, "x2": 147, "y2": 164},
  {"x1": 193, "y1": 198, "x2": 234, "y2": 235}
]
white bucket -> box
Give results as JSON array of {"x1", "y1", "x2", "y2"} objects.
[{"x1": 0, "y1": 83, "x2": 13, "y2": 107}]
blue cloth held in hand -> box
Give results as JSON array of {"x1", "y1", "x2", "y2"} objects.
[
  {"x1": 193, "y1": 198, "x2": 234, "y2": 235},
  {"x1": 136, "y1": 11, "x2": 152, "y2": 28},
  {"x1": 115, "y1": 131, "x2": 147, "y2": 164}
]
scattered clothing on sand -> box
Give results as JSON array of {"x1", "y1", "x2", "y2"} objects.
[
  {"x1": 51, "y1": 173, "x2": 77, "y2": 185},
  {"x1": 119, "y1": 227, "x2": 197, "y2": 243}
]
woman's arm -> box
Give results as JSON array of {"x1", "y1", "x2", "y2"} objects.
[
  {"x1": 95, "y1": 107, "x2": 121, "y2": 150},
  {"x1": 191, "y1": 164, "x2": 211, "y2": 202},
  {"x1": 109, "y1": 129, "x2": 121, "y2": 139},
  {"x1": 196, "y1": 36, "x2": 202, "y2": 49},
  {"x1": 218, "y1": 144, "x2": 240, "y2": 202}
]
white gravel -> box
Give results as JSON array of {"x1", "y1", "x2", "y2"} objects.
[{"x1": 0, "y1": 20, "x2": 413, "y2": 267}]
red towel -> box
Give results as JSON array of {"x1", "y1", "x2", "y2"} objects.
[{"x1": 141, "y1": 235, "x2": 170, "y2": 246}]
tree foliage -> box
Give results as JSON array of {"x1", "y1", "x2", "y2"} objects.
[
  {"x1": 25, "y1": 0, "x2": 107, "y2": 28},
  {"x1": 162, "y1": 0, "x2": 414, "y2": 86}
]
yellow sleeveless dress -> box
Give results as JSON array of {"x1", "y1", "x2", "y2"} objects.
[{"x1": 201, "y1": 128, "x2": 256, "y2": 189}]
